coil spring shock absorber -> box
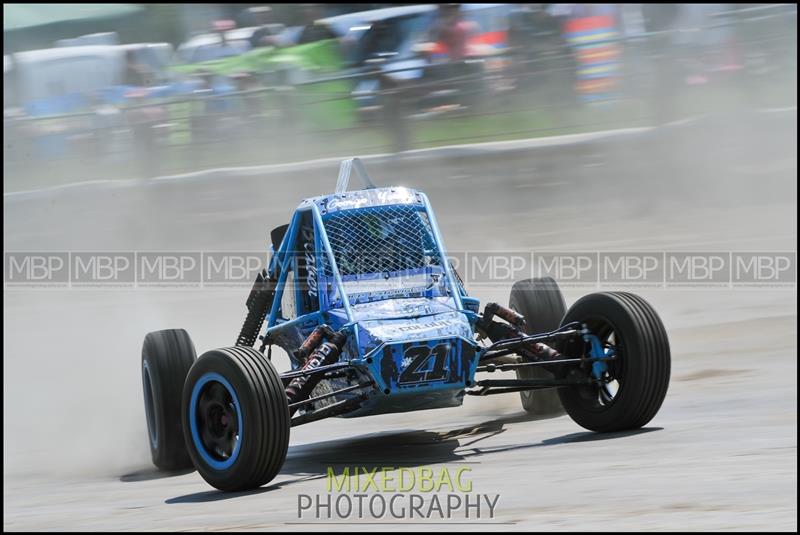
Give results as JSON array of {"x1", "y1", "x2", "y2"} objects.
[
  {"x1": 285, "y1": 327, "x2": 348, "y2": 416},
  {"x1": 236, "y1": 268, "x2": 276, "y2": 347},
  {"x1": 479, "y1": 302, "x2": 565, "y2": 360},
  {"x1": 483, "y1": 302, "x2": 526, "y2": 329},
  {"x1": 292, "y1": 325, "x2": 331, "y2": 365}
]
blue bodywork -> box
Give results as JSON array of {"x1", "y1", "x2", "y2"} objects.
[{"x1": 262, "y1": 163, "x2": 481, "y2": 417}]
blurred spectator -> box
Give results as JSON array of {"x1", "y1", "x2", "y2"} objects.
[
  {"x1": 123, "y1": 50, "x2": 161, "y2": 176},
  {"x1": 123, "y1": 49, "x2": 153, "y2": 87},
  {"x1": 199, "y1": 20, "x2": 247, "y2": 61},
  {"x1": 177, "y1": 21, "x2": 254, "y2": 64},
  {"x1": 297, "y1": 4, "x2": 336, "y2": 44},
  {"x1": 432, "y1": 4, "x2": 474, "y2": 62},
  {"x1": 508, "y1": 5, "x2": 538, "y2": 60},
  {"x1": 124, "y1": 89, "x2": 158, "y2": 177},
  {"x1": 640, "y1": 4, "x2": 682, "y2": 123},
  {"x1": 673, "y1": 4, "x2": 739, "y2": 85},
  {"x1": 508, "y1": 4, "x2": 572, "y2": 96},
  {"x1": 230, "y1": 71, "x2": 264, "y2": 136},
  {"x1": 248, "y1": 6, "x2": 282, "y2": 49},
  {"x1": 89, "y1": 93, "x2": 122, "y2": 162},
  {"x1": 618, "y1": 4, "x2": 648, "y2": 100}
]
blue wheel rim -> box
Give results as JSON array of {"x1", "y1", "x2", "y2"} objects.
[{"x1": 189, "y1": 372, "x2": 243, "y2": 470}]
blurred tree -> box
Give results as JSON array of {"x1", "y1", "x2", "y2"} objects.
[{"x1": 137, "y1": 4, "x2": 183, "y2": 46}]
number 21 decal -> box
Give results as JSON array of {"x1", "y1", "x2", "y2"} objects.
[{"x1": 398, "y1": 344, "x2": 450, "y2": 384}]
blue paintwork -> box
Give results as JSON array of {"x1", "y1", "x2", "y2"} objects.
[{"x1": 584, "y1": 333, "x2": 610, "y2": 379}]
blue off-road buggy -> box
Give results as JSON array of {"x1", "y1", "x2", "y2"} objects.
[{"x1": 141, "y1": 159, "x2": 671, "y2": 491}]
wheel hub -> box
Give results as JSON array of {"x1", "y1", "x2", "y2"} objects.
[{"x1": 197, "y1": 382, "x2": 239, "y2": 460}]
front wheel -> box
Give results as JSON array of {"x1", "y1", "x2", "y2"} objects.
[
  {"x1": 558, "y1": 292, "x2": 671, "y2": 432},
  {"x1": 182, "y1": 346, "x2": 290, "y2": 491}
]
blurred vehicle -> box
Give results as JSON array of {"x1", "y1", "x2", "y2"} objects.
[
  {"x1": 4, "y1": 46, "x2": 126, "y2": 161},
  {"x1": 176, "y1": 26, "x2": 261, "y2": 64},
  {"x1": 319, "y1": 5, "x2": 437, "y2": 68},
  {"x1": 172, "y1": 6, "x2": 437, "y2": 79},
  {"x1": 316, "y1": 4, "x2": 512, "y2": 117},
  {"x1": 4, "y1": 55, "x2": 15, "y2": 109},
  {"x1": 9, "y1": 45, "x2": 127, "y2": 116},
  {"x1": 275, "y1": 24, "x2": 312, "y2": 48},
  {"x1": 7, "y1": 43, "x2": 179, "y2": 114},
  {"x1": 168, "y1": 5, "x2": 514, "y2": 129},
  {"x1": 306, "y1": 5, "x2": 438, "y2": 123},
  {"x1": 55, "y1": 31, "x2": 119, "y2": 48},
  {"x1": 4, "y1": 42, "x2": 192, "y2": 168},
  {"x1": 169, "y1": 35, "x2": 357, "y2": 131}
]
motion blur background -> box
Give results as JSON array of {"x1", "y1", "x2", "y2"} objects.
[
  {"x1": 3, "y1": 3, "x2": 797, "y2": 191},
  {"x1": 3, "y1": 3, "x2": 797, "y2": 531}
]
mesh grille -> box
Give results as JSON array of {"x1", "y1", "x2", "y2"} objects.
[{"x1": 322, "y1": 205, "x2": 441, "y2": 277}]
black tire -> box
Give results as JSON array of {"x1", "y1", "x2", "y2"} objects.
[
  {"x1": 509, "y1": 277, "x2": 567, "y2": 417},
  {"x1": 141, "y1": 329, "x2": 197, "y2": 471},
  {"x1": 558, "y1": 292, "x2": 671, "y2": 432},
  {"x1": 182, "y1": 346, "x2": 290, "y2": 491}
]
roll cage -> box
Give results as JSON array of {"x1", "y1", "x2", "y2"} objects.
[{"x1": 263, "y1": 158, "x2": 467, "y2": 339}]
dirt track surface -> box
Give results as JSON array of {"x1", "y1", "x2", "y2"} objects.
[{"x1": 3, "y1": 112, "x2": 797, "y2": 530}]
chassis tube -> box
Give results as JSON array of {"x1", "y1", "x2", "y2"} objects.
[
  {"x1": 266, "y1": 210, "x2": 303, "y2": 329},
  {"x1": 311, "y1": 203, "x2": 354, "y2": 322},
  {"x1": 419, "y1": 192, "x2": 464, "y2": 312},
  {"x1": 290, "y1": 396, "x2": 365, "y2": 427},
  {"x1": 288, "y1": 381, "x2": 373, "y2": 411}
]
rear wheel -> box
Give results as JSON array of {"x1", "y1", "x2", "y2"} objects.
[
  {"x1": 558, "y1": 292, "x2": 671, "y2": 432},
  {"x1": 182, "y1": 346, "x2": 290, "y2": 491},
  {"x1": 509, "y1": 277, "x2": 567, "y2": 417},
  {"x1": 141, "y1": 329, "x2": 196, "y2": 470}
]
